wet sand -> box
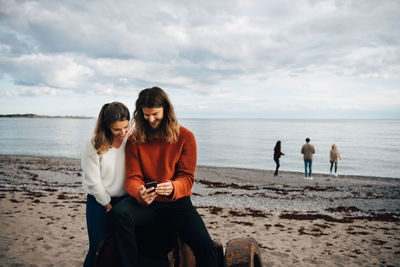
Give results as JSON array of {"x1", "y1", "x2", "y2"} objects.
[{"x1": 1, "y1": 155, "x2": 400, "y2": 266}]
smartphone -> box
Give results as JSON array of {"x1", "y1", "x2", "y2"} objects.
[{"x1": 145, "y1": 181, "x2": 157, "y2": 191}]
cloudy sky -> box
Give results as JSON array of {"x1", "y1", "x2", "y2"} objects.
[{"x1": 1, "y1": 0, "x2": 399, "y2": 118}]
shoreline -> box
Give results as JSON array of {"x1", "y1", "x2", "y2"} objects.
[
  {"x1": 1, "y1": 154, "x2": 400, "y2": 266},
  {"x1": 1, "y1": 154, "x2": 400, "y2": 213},
  {"x1": 0, "y1": 114, "x2": 93, "y2": 119},
  {"x1": 1, "y1": 153, "x2": 399, "y2": 181},
  {"x1": 197, "y1": 164, "x2": 400, "y2": 182}
]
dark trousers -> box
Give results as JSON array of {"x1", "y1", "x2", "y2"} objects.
[
  {"x1": 330, "y1": 161, "x2": 337, "y2": 173},
  {"x1": 273, "y1": 157, "x2": 280, "y2": 175},
  {"x1": 110, "y1": 196, "x2": 218, "y2": 267},
  {"x1": 83, "y1": 194, "x2": 126, "y2": 267}
]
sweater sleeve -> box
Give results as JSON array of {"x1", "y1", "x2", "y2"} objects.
[
  {"x1": 125, "y1": 138, "x2": 146, "y2": 205},
  {"x1": 170, "y1": 130, "x2": 196, "y2": 201},
  {"x1": 81, "y1": 139, "x2": 111, "y2": 206}
]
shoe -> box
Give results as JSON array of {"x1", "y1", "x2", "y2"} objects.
[
  {"x1": 330, "y1": 171, "x2": 332, "y2": 176},
  {"x1": 309, "y1": 176, "x2": 313, "y2": 180},
  {"x1": 334, "y1": 173, "x2": 338, "y2": 177}
]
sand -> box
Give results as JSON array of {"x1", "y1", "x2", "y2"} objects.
[{"x1": 0, "y1": 155, "x2": 400, "y2": 266}]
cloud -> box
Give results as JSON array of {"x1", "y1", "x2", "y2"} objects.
[
  {"x1": 0, "y1": 53, "x2": 93, "y2": 89},
  {"x1": 0, "y1": 85, "x2": 58, "y2": 97},
  {"x1": 0, "y1": 0, "x2": 399, "y2": 117}
]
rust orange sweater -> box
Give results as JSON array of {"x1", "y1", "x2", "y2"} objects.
[{"x1": 125, "y1": 126, "x2": 196, "y2": 205}]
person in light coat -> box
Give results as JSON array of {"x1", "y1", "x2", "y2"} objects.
[{"x1": 330, "y1": 144, "x2": 341, "y2": 177}]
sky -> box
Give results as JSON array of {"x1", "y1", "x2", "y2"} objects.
[{"x1": 0, "y1": 0, "x2": 399, "y2": 119}]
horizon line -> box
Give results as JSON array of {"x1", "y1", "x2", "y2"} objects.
[{"x1": 1, "y1": 113, "x2": 399, "y2": 120}]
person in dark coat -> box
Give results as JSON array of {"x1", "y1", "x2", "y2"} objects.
[{"x1": 273, "y1": 140, "x2": 285, "y2": 176}]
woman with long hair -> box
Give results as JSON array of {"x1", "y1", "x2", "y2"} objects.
[
  {"x1": 130, "y1": 86, "x2": 180, "y2": 144},
  {"x1": 273, "y1": 140, "x2": 285, "y2": 176},
  {"x1": 111, "y1": 87, "x2": 218, "y2": 267},
  {"x1": 81, "y1": 102, "x2": 131, "y2": 267},
  {"x1": 330, "y1": 144, "x2": 341, "y2": 177}
]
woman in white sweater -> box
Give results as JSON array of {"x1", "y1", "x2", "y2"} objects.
[{"x1": 81, "y1": 102, "x2": 130, "y2": 267}]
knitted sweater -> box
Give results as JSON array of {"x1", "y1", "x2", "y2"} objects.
[
  {"x1": 81, "y1": 136, "x2": 128, "y2": 206},
  {"x1": 125, "y1": 126, "x2": 196, "y2": 205}
]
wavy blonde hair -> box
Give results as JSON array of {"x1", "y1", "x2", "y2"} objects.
[
  {"x1": 131, "y1": 87, "x2": 179, "y2": 144},
  {"x1": 92, "y1": 102, "x2": 130, "y2": 154}
]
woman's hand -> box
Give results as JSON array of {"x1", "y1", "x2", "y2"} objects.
[
  {"x1": 155, "y1": 181, "x2": 173, "y2": 197},
  {"x1": 104, "y1": 203, "x2": 112, "y2": 212},
  {"x1": 139, "y1": 185, "x2": 157, "y2": 205}
]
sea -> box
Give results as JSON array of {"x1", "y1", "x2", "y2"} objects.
[{"x1": 0, "y1": 118, "x2": 399, "y2": 179}]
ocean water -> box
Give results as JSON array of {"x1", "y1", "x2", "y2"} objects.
[{"x1": 0, "y1": 118, "x2": 399, "y2": 179}]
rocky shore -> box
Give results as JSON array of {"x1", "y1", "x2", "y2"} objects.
[{"x1": 1, "y1": 155, "x2": 399, "y2": 266}]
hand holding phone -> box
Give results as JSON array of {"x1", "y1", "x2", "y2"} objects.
[
  {"x1": 145, "y1": 181, "x2": 157, "y2": 192},
  {"x1": 140, "y1": 182, "x2": 158, "y2": 205}
]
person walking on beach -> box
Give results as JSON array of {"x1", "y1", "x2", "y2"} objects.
[
  {"x1": 301, "y1": 138, "x2": 315, "y2": 179},
  {"x1": 330, "y1": 144, "x2": 341, "y2": 177},
  {"x1": 110, "y1": 87, "x2": 218, "y2": 267},
  {"x1": 81, "y1": 102, "x2": 131, "y2": 267},
  {"x1": 273, "y1": 140, "x2": 285, "y2": 176}
]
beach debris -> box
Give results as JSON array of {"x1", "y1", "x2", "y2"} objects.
[
  {"x1": 325, "y1": 206, "x2": 362, "y2": 213},
  {"x1": 225, "y1": 237, "x2": 263, "y2": 267},
  {"x1": 298, "y1": 226, "x2": 328, "y2": 237},
  {"x1": 92, "y1": 233, "x2": 263, "y2": 267}
]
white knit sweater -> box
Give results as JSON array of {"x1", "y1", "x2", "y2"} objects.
[{"x1": 81, "y1": 136, "x2": 128, "y2": 206}]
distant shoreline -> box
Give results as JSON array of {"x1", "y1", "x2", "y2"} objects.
[
  {"x1": 1, "y1": 114, "x2": 398, "y2": 120},
  {"x1": 0, "y1": 113, "x2": 93, "y2": 119}
]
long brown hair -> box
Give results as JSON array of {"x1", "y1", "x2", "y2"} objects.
[
  {"x1": 131, "y1": 87, "x2": 179, "y2": 144},
  {"x1": 93, "y1": 102, "x2": 130, "y2": 154},
  {"x1": 274, "y1": 140, "x2": 281, "y2": 152}
]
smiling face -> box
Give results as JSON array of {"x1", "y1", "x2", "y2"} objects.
[
  {"x1": 142, "y1": 107, "x2": 164, "y2": 130},
  {"x1": 110, "y1": 120, "x2": 130, "y2": 142}
]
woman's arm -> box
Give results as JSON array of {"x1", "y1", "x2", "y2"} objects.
[{"x1": 81, "y1": 139, "x2": 111, "y2": 206}]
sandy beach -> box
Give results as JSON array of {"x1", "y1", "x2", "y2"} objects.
[{"x1": 1, "y1": 155, "x2": 400, "y2": 266}]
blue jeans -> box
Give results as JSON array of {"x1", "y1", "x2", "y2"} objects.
[
  {"x1": 273, "y1": 157, "x2": 280, "y2": 175},
  {"x1": 83, "y1": 194, "x2": 126, "y2": 267},
  {"x1": 304, "y1": 159, "x2": 312, "y2": 177}
]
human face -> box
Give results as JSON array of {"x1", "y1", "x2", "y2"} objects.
[
  {"x1": 142, "y1": 107, "x2": 164, "y2": 129},
  {"x1": 110, "y1": 120, "x2": 130, "y2": 141}
]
